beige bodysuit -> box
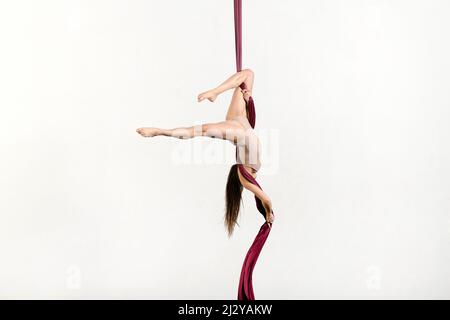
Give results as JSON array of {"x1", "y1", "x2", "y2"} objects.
[{"x1": 232, "y1": 115, "x2": 261, "y2": 172}]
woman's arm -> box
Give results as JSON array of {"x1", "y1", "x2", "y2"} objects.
[
  {"x1": 198, "y1": 69, "x2": 254, "y2": 102},
  {"x1": 237, "y1": 169, "x2": 274, "y2": 225}
]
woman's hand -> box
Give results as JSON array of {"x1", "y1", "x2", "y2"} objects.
[
  {"x1": 264, "y1": 200, "x2": 274, "y2": 226},
  {"x1": 197, "y1": 90, "x2": 218, "y2": 103},
  {"x1": 241, "y1": 88, "x2": 252, "y2": 102}
]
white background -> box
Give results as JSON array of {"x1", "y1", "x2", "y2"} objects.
[{"x1": 1, "y1": 0, "x2": 449, "y2": 299}]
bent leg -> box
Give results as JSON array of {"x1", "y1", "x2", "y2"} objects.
[
  {"x1": 226, "y1": 88, "x2": 246, "y2": 120},
  {"x1": 198, "y1": 69, "x2": 254, "y2": 103},
  {"x1": 214, "y1": 69, "x2": 254, "y2": 95}
]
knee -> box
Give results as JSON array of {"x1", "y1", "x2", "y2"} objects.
[
  {"x1": 201, "y1": 124, "x2": 210, "y2": 134},
  {"x1": 197, "y1": 124, "x2": 210, "y2": 136},
  {"x1": 201, "y1": 123, "x2": 216, "y2": 135},
  {"x1": 242, "y1": 68, "x2": 254, "y2": 79}
]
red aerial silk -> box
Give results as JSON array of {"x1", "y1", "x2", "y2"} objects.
[{"x1": 233, "y1": 0, "x2": 273, "y2": 301}]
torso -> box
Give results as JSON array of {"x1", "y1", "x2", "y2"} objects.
[{"x1": 231, "y1": 115, "x2": 261, "y2": 174}]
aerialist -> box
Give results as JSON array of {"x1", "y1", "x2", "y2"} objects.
[{"x1": 136, "y1": 69, "x2": 274, "y2": 235}]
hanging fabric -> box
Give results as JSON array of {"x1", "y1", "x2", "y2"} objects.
[{"x1": 233, "y1": 0, "x2": 273, "y2": 301}]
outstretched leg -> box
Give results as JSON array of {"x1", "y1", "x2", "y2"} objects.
[{"x1": 136, "y1": 119, "x2": 245, "y2": 143}]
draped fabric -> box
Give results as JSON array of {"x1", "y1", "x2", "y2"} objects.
[
  {"x1": 234, "y1": 0, "x2": 273, "y2": 301},
  {"x1": 237, "y1": 165, "x2": 272, "y2": 300}
]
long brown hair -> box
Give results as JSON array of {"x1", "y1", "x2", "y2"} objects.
[{"x1": 225, "y1": 164, "x2": 243, "y2": 237}]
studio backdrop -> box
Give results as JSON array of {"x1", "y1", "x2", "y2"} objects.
[{"x1": 0, "y1": 0, "x2": 449, "y2": 299}]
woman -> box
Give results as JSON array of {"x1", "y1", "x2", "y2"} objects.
[{"x1": 136, "y1": 69, "x2": 274, "y2": 236}]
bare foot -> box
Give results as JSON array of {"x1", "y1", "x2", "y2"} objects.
[
  {"x1": 197, "y1": 90, "x2": 218, "y2": 103},
  {"x1": 136, "y1": 127, "x2": 161, "y2": 137}
]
